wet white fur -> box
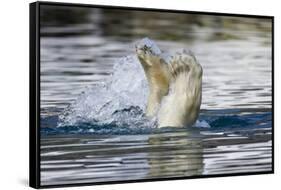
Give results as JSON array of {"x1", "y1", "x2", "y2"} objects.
[
  {"x1": 157, "y1": 53, "x2": 202, "y2": 127},
  {"x1": 136, "y1": 38, "x2": 202, "y2": 128}
]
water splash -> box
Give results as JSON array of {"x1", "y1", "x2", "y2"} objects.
[{"x1": 58, "y1": 55, "x2": 155, "y2": 127}]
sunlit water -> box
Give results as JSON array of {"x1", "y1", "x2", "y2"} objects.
[{"x1": 40, "y1": 7, "x2": 272, "y2": 186}]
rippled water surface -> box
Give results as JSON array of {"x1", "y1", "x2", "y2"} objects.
[{"x1": 40, "y1": 5, "x2": 272, "y2": 186}]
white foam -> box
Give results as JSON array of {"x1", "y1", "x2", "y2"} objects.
[{"x1": 195, "y1": 120, "x2": 211, "y2": 128}]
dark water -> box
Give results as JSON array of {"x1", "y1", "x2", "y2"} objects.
[{"x1": 40, "y1": 5, "x2": 272, "y2": 186}]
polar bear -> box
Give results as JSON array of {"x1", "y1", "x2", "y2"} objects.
[{"x1": 135, "y1": 38, "x2": 202, "y2": 128}]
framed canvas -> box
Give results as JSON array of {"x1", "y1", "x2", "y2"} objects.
[{"x1": 29, "y1": 1, "x2": 274, "y2": 189}]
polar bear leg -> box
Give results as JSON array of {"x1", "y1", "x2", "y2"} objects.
[
  {"x1": 157, "y1": 50, "x2": 202, "y2": 128},
  {"x1": 136, "y1": 45, "x2": 171, "y2": 117}
]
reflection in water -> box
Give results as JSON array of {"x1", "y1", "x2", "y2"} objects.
[
  {"x1": 39, "y1": 4, "x2": 272, "y2": 186},
  {"x1": 40, "y1": 131, "x2": 204, "y2": 185},
  {"x1": 40, "y1": 118, "x2": 271, "y2": 186},
  {"x1": 147, "y1": 131, "x2": 203, "y2": 178}
]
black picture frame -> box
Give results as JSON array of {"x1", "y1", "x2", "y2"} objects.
[{"x1": 30, "y1": 1, "x2": 274, "y2": 189}]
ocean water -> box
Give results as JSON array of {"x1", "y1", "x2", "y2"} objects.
[{"x1": 40, "y1": 6, "x2": 272, "y2": 186}]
